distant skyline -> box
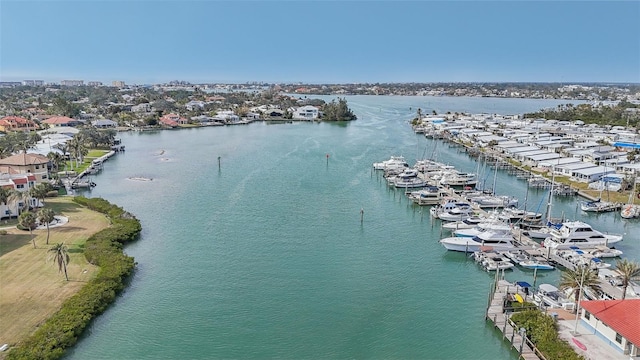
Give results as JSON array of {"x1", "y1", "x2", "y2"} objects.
[{"x1": 1, "y1": 1, "x2": 639, "y2": 84}]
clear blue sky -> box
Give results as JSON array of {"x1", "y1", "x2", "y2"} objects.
[{"x1": 1, "y1": 1, "x2": 638, "y2": 84}]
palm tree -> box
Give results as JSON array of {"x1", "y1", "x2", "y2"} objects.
[
  {"x1": 48, "y1": 243, "x2": 70, "y2": 281},
  {"x1": 615, "y1": 259, "x2": 640, "y2": 300},
  {"x1": 37, "y1": 208, "x2": 56, "y2": 245},
  {"x1": 47, "y1": 151, "x2": 64, "y2": 176},
  {"x1": 559, "y1": 265, "x2": 601, "y2": 304},
  {"x1": 18, "y1": 211, "x2": 37, "y2": 248},
  {"x1": 8, "y1": 189, "x2": 30, "y2": 215},
  {"x1": 29, "y1": 183, "x2": 50, "y2": 208}
]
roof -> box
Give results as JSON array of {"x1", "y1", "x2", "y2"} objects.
[
  {"x1": 0, "y1": 153, "x2": 49, "y2": 166},
  {"x1": 42, "y1": 116, "x2": 76, "y2": 124},
  {"x1": 581, "y1": 299, "x2": 640, "y2": 346}
]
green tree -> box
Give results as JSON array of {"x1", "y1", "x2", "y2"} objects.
[
  {"x1": 37, "y1": 207, "x2": 56, "y2": 245},
  {"x1": 29, "y1": 183, "x2": 51, "y2": 208},
  {"x1": 48, "y1": 243, "x2": 70, "y2": 281},
  {"x1": 615, "y1": 259, "x2": 640, "y2": 300},
  {"x1": 18, "y1": 211, "x2": 37, "y2": 248},
  {"x1": 559, "y1": 265, "x2": 601, "y2": 304}
]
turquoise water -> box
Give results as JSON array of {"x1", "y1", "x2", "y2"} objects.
[{"x1": 65, "y1": 96, "x2": 638, "y2": 359}]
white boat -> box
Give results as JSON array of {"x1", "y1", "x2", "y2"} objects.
[
  {"x1": 439, "y1": 230, "x2": 516, "y2": 252},
  {"x1": 439, "y1": 171, "x2": 477, "y2": 187},
  {"x1": 469, "y1": 195, "x2": 519, "y2": 209},
  {"x1": 588, "y1": 246, "x2": 623, "y2": 258},
  {"x1": 580, "y1": 199, "x2": 621, "y2": 213},
  {"x1": 407, "y1": 186, "x2": 443, "y2": 205},
  {"x1": 498, "y1": 207, "x2": 543, "y2": 224},
  {"x1": 391, "y1": 169, "x2": 427, "y2": 188},
  {"x1": 441, "y1": 216, "x2": 486, "y2": 230},
  {"x1": 373, "y1": 156, "x2": 408, "y2": 171},
  {"x1": 453, "y1": 220, "x2": 511, "y2": 238},
  {"x1": 474, "y1": 252, "x2": 515, "y2": 271},
  {"x1": 533, "y1": 284, "x2": 575, "y2": 311},
  {"x1": 437, "y1": 207, "x2": 475, "y2": 222},
  {"x1": 518, "y1": 259, "x2": 555, "y2": 270},
  {"x1": 522, "y1": 221, "x2": 563, "y2": 239},
  {"x1": 542, "y1": 221, "x2": 623, "y2": 249},
  {"x1": 429, "y1": 198, "x2": 472, "y2": 219},
  {"x1": 621, "y1": 204, "x2": 640, "y2": 219}
]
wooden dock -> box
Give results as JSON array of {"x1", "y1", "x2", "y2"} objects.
[{"x1": 485, "y1": 280, "x2": 546, "y2": 360}]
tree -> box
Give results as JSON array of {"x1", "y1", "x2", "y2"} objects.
[
  {"x1": 48, "y1": 243, "x2": 70, "y2": 281},
  {"x1": 47, "y1": 151, "x2": 64, "y2": 176},
  {"x1": 18, "y1": 211, "x2": 37, "y2": 248},
  {"x1": 37, "y1": 208, "x2": 56, "y2": 245},
  {"x1": 559, "y1": 265, "x2": 601, "y2": 304},
  {"x1": 29, "y1": 183, "x2": 51, "y2": 208},
  {"x1": 615, "y1": 259, "x2": 640, "y2": 300}
]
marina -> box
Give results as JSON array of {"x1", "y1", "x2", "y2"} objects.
[{"x1": 66, "y1": 95, "x2": 639, "y2": 360}]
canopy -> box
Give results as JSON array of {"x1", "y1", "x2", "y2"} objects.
[{"x1": 516, "y1": 281, "x2": 532, "y2": 288}]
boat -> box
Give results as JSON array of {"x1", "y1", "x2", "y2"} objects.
[
  {"x1": 429, "y1": 198, "x2": 473, "y2": 219},
  {"x1": 518, "y1": 258, "x2": 555, "y2": 270},
  {"x1": 542, "y1": 221, "x2": 623, "y2": 249},
  {"x1": 407, "y1": 186, "x2": 443, "y2": 205},
  {"x1": 533, "y1": 284, "x2": 575, "y2": 311},
  {"x1": 498, "y1": 206, "x2": 542, "y2": 224},
  {"x1": 474, "y1": 251, "x2": 515, "y2": 271},
  {"x1": 391, "y1": 169, "x2": 427, "y2": 188},
  {"x1": 469, "y1": 195, "x2": 519, "y2": 209},
  {"x1": 620, "y1": 176, "x2": 640, "y2": 219},
  {"x1": 437, "y1": 206, "x2": 475, "y2": 222},
  {"x1": 522, "y1": 221, "x2": 563, "y2": 239},
  {"x1": 588, "y1": 246, "x2": 623, "y2": 258},
  {"x1": 552, "y1": 184, "x2": 577, "y2": 196},
  {"x1": 453, "y1": 220, "x2": 511, "y2": 238},
  {"x1": 441, "y1": 216, "x2": 486, "y2": 230},
  {"x1": 439, "y1": 230, "x2": 516, "y2": 252},
  {"x1": 580, "y1": 199, "x2": 621, "y2": 213},
  {"x1": 373, "y1": 156, "x2": 409, "y2": 171},
  {"x1": 439, "y1": 171, "x2": 478, "y2": 188},
  {"x1": 528, "y1": 175, "x2": 551, "y2": 188}
]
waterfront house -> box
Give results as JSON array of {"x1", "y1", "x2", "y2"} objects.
[
  {"x1": 571, "y1": 165, "x2": 616, "y2": 183},
  {"x1": 91, "y1": 119, "x2": 118, "y2": 128},
  {"x1": 0, "y1": 153, "x2": 50, "y2": 183},
  {"x1": 579, "y1": 299, "x2": 640, "y2": 357},
  {"x1": 159, "y1": 114, "x2": 188, "y2": 126},
  {"x1": 554, "y1": 161, "x2": 597, "y2": 176},
  {"x1": 0, "y1": 116, "x2": 38, "y2": 132},
  {"x1": 292, "y1": 105, "x2": 319, "y2": 120},
  {"x1": 41, "y1": 116, "x2": 80, "y2": 128}
]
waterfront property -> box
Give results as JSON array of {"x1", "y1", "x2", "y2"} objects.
[{"x1": 578, "y1": 299, "x2": 640, "y2": 357}]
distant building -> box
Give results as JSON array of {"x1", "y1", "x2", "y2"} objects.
[
  {"x1": 292, "y1": 105, "x2": 319, "y2": 120},
  {"x1": 112, "y1": 80, "x2": 126, "y2": 88},
  {"x1": 0, "y1": 116, "x2": 38, "y2": 132},
  {"x1": 91, "y1": 119, "x2": 118, "y2": 128},
  {"x1": 0, "y1": 153, "x2": 50, "y2": 183},
  {"x1": 88, "y1": 81, "x2": 103, "y2": 86},
  {"x1": 41, "y1": 116, "x2": 81, "y2": 128},
  {"x1": 61, "y1": 80, "x2": 84, "y2": 86},
  {"x1": 22, "y1": 80, "x2": 44, "y2": 86},
  {"x1": 0, "y1": 82, "x2": 22, "y2": 88}
]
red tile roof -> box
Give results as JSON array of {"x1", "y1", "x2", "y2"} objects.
[
  {"x1": 42, "y1": 116, "x2": 76, "y2": 124},
  {"x1": 0, "y1": 153, "x2": 49, "y2": 166},
  {"x1": 581, "y1": 299, "x2": 640, "y2": 346},
  {"x1": 12, "y1": 178, "x2": 27, "y2": 184}
]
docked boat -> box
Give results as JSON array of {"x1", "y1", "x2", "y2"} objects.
[
  {"x1": 373, "y1": 156, "x2": 409, "y2": 171},
  {"x1": 407, "y1": 186, "x2": 443, "y2": 205},
  {"x1": 439, "y1": 230, "x2": 516, "y2": 252},
  {"x1": 391, "y1": 169, "x2": 428, "y2": 188},
  {"x1": 518, "y1": 258, "x2": 555, "y2": 270},
  {"x1": 439, "y1": 172, "x2": 478, "y2": 188},
  {"x1": 498, "y1": 206, "x2": 543, "y2": 224},
  {"x1": 429, "y1": 198, "x2": 473, "y2": 219},
  {"x1": 542, "y1": 221, "x2": 623, "y2": 249},
  {"x1": 453, "y1": 220, "x2": 511, "y2": 238},
  {"x1": 621, "y1": 204, "x2": 640, "y2": 219},
  {"x1": 588, "y1": 246, "x2": 623, "y2": 258},
  {"x1": 533, "y1": 284, "x2": 575, "y2": 311},
  {"x1": 580, "y1": 199, "x2": 621, "y2": 213},
  {"x1": 437, "y1": 207, "x2": 475, "y2": 222},
  {"x1": 474, "y1": 251, "x2": 515, "y2": 271},
  {"x1": 441, "y1": 216, "x2": 486, "y2": 230},
  {"x1": 469, "y1": 195, "x2": 518, "y2": 209}
]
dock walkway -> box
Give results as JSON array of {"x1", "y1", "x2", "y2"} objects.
[{"x1": 485, "y1": 280, "x2": 546, "y2": 360}]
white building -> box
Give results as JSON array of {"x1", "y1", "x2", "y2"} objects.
[
  {"x1": 292, "y1": 105, "x2": 319, "y2": 120},
  {"x1": 579, "y1": 299, "x2": 640, "y2": 357}
]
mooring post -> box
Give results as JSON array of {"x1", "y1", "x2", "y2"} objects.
[
  {"x1": 360, "y1": 208, "x2": 364, "y2": 224},
  {"x1": 217, "y1": 156, "x2": 221, "y2": 171}
]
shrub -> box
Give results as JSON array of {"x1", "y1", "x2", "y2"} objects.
[
  {"x1": 510, "y1": 310, "x2": 584, "y2": 360},
  {"x1": 6, "y1": 197, "x2": 141, "y2": 360}
]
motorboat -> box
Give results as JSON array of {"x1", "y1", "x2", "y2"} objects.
[
  {"x1": 407, "y1": 186, "x2": 443, "y2": 205},
  {"x1": 391, "y1": 169, "x2": 427, "y2": 188},
  {"x1": 469, "y1": 195, "x2": 519, "y2": 209},
  {"x1": 439, "y1": 171, "x2": 478, "y2": 188},
  {"x1": 429, "y1": 198, "x2": 472, "y2": 219},
  {"x1": 439, "y1": 230, "x2": 516, "y2": 252},
  {"x1": 373, "y1": 156, "x2": 409, "y2": 171},
  {"x1": 498, "y1": 206, "x2": 543, "y2": 224},
  {"x1": 522, "y1": 221, "x2": 563, "y2": 240},
  {"x1": 437, "y1": 207, "x2": 475, "y2": 222},
  {"x1": 588, "y1": 246, "x2": 623, "y2": 258},
  {"x1": 453, "y1": 220, "x2": 511, "y2": 238},
  {"x1": 533, "y1": 284, "x2": 575, "y2": 311},
  {"x1": 441, "y1": 216, "x2": 486, "y2": 230},
  {"x1": 474, "y1": 251, "x2": 515, "y2": 271},
  {"x1": 518, "y1": 258, "x2": 555, "y2": 270},
  {"x1": 580, "y1": 199, "x2": 621, "y2": 213},
  {"x1": 542, "y1": 221, "x2": 623, "y2": 249}
]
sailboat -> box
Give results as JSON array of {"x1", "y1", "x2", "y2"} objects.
[{"x1": 621, "y1": 176, "x2": 640, "y2": 219}]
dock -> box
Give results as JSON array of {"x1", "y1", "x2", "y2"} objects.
[{"x1": 485, "y1": 279, "x2": 546, "y2": 360}]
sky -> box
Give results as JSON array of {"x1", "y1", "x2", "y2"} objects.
[{"x1": 1, "y1": 1, "x2": 639, "y2": 84}]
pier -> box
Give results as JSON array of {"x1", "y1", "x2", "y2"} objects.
[{"x1": 485, "y1": 279, "x2": 546, "y2": 360}]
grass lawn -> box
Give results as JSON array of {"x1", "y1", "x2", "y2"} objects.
[{"x1": 0, "y1": 196, "x2": 110, "y2": 352}]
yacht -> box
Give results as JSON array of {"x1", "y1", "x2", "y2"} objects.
[
  {"x1": 373, "y1": 156, "x2": 408, "y2": 171},
  {"x1": 407, "y1": 186, "x2": 443, "y2": 205},
  {"x1": 518, "y1": 258, "x2": 555, "y2": 271},
  {"x1": 542, "y1": 221, "x2": 623, "y2": 249},
  {"x1": 453, "y1": 220, "x2": 511, "y2": 238},
  {"x1": 439, "y1": 171, "x2": 478, "y2": 188},
  {"x1": 533, "y1": 284, "x2": 575, "y2": 311},
  {"x1": 439, "y1": 230, "x2": 516, "y2": 252},
  {"x1": 441, "y1": 216, "x2": 486, "y2": 230},
  {"x1": 391, "y1": 169, "x2": 427, "y2": 188},
  {"x1": 498, "y1": 207, "x2": 543, "y2": 224},
  {"x1": 469, "y1": 195, "x2": 519, "y2": 209},
  {"x1": 437, "y1": 206, "x2": 475, "y2": 222}
]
